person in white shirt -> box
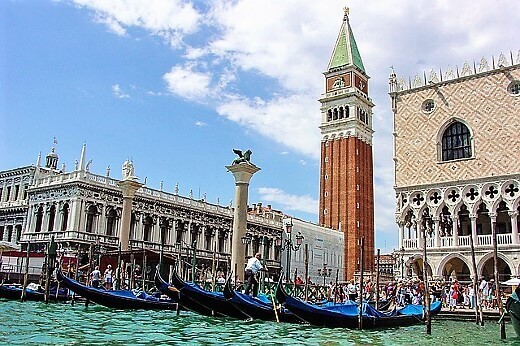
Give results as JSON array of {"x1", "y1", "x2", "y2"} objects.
[{"x1": 244, "y1": 253, "x2": 265, "y2": 297}]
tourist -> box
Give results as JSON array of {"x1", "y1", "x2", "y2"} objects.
[
  {"x1": 244, "y1": 252, "x2": 265, "y2": 297},
  {"x1": 216, "y1": 271, "x2": 226, "y2": 284},
  {"x1": 449, "y1": 285, "x2": 458, "y2": 311},
  {"x1": 479, "y1": 278, "x2": 489, "y2": 309},
  {"x1": 91, "y1": 266, "x2": 101, "y2": 288},
  {"x1": 347, "y1": 279, "x2": 357, "y2": 301},
  {"x1": 488, "y1": 279, "x2": 497, "y2": 309},
  {"x1": 104, "y1": 264, "x2": 113, "y2": 290},
  {"x1": 462, "y1": 285, "x2": 470, "y2": 308},
  {"x1": 295, "y1": 276, "x2": 304, "y2": 285},
  {"x1": 468, "y1": 283, "x2": 475, "y2": 309}
]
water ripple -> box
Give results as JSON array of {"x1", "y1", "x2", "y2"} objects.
[{"x1": 0, "y1": 299, "x2": 518, "y2": 345}]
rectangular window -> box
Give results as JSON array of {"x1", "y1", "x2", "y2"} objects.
[{"x1": 14, "y1": 185, "x2": 20, "y2": 200}]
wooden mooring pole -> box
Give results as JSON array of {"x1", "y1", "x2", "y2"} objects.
[
  {"x1": 375, "y1": 249, "x2": 380, "y2": 310},
  {"x1": 21, "y1": 242, "x2": 30, "y2": 302},
  {"x1": 358, "y1": 236, "x2": 365, "y2": 330},
  {"x1": 421, "y1": 223, "x2": 431, "y2": 335},
  {"x1": 304, "y1": 244, "x2": 309, "y2": 302},
  {"x1": 491, "y1": 217, "x2": 506, "y2": 339},
  {"x1": 469, "y1": 220, "x2": 482, "y2": 325}
]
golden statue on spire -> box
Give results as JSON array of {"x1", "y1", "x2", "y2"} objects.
[{"x1": 344, "y1": 7, "x2": 349, "y2": 16}]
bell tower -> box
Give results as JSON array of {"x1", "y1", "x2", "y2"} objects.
[{"x1": 318, "y1": 8, "x2": 375, "y2": 280}]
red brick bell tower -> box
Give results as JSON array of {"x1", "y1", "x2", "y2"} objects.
[{"x1": 318, "y1": 9, "x2": 375, "y2": 280}]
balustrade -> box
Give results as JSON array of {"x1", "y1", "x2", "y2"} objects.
[{"x1": 401, "y1": 232, "x2": 515, "y2": 250}]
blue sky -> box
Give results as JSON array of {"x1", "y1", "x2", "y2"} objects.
[{"x1": 1, "y1": 0, "x2": 519, "y2": 254}]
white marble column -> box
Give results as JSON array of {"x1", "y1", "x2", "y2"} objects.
[
  {"x1": 98, "y1": 204, "x2": 107, "y2": 236},
  {"x1": 509, "y1": 211, "x2": 519, "y2": 245},
  {"x1": 470, "y1": 215, "x2": 478, "y2": 246},
  {"x1": 452, "y1": 216, "x2": 459, "y2": 246},
  {"x1": 226, "y1": 162, "x2": 260, "y2": 282},
  {"x1": 398, "y1": 221, "x2": 404, "y2": 249},
  {"x1": 118, "y1": 180, "x2": 143, "y2": 251}
]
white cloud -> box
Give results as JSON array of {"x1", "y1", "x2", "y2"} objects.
[
  {"x1": 194, "y1": 121, "x2": 207, "y2": 127},
  {"x1": 111, "y1": 84, "x2": 130, "y2": 98},
  {"x1": 217, "y1": 94, "x2": 320, "y2": 158},
  {"x1": 257, "y1": 187, "x2": 318, "y2": 214},
  {"x1": 70, "y1": 0, "x2": 201, "y2": 46},
  {"x1": 163, "y1": 63, "x2": 212, "y2": 101}
]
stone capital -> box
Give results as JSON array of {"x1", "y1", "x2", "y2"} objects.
[
  {"x1": 226, "y1": 163, "x2": 261, "y2": 184},
  {"x1": 118, "y1": 180, "x2": 144, "y2": 198}
]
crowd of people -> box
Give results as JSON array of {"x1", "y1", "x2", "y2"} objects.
[{"x1": 322, "y1": 277, "x2": 504, "y2": 310}]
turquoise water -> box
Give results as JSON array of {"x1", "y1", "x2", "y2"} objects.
[{"x1": 0, "y1": 300, "x2": 519, "y2": 345}]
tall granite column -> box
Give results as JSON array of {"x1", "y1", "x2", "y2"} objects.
[
  {"x1": 118, "y1": 160, "x2": 143, "y2": 251},
  {"x1": 226, "y1": 161, "x2": 260, "y2": 282}
]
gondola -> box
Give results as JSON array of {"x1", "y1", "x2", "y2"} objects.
[
  {"x1": 154, "y1": 269, "x2": 223, "y2": 317},
  {"x1": 168, "y1": 267, "x2": 250, "y2": 319},
  {"x1": 56, "y1": 269, "x2": 177, "y2": 310},
  {"x1": 506, "y1": 285, "x2": 520, "y2": 337},
  {"x1": 0, "y1": 283, "x2": 71, "y2": 302},
  {"x1": 222, "y1": 276, "x2": 302, "y2": 323},
  {"x1": 276, "y1": 279, "x2": 442, "y2": 329}
]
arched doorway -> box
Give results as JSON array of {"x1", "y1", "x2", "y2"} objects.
[
  {"x1": 442, "y1": 257, "x2": 471, "y2": 283},
  {"x1": 408, "y1": 257, "x2": 433, "y2": 281},
  {"x1": 480, "y1": 257, "x2": 511, "y2": 282}
]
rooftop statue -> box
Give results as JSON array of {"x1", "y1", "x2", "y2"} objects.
[
  {"x1": 232, "y1": 149, "x2": 252, "y2": 165},
  {"x1": 122, "y1": 160, "x2": 135, "y2": 180}
]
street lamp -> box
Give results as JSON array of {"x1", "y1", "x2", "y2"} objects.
[
  {"x1": 276, "y1": 219, "x2": 304, "y2": 281},
  {"x1": 318, "y1": 263, "x2": 332, "y2": 286}
]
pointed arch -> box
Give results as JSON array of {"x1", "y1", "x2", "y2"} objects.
[{"x1": 436, "y1": 117, "x2": 474, "y2": 162}]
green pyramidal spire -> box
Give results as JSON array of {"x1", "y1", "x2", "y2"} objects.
[{"x1": 327, "y1": 9, "x2": 365, "y2": 73}]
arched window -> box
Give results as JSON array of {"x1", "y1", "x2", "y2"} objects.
[
  {"x1": 143, "y1": 216, "x2": 153, "y2": 242},
  {"x1": 441, "y1": 122, "x2": 472, "y2": 161},
  {"x1": 61, "y1": 203, "x2": 69, "y2": 232},
  {"x1": 106, "y1": 208, "x2": 117, "y2": 236},
  {"x1": 47, "y1": 204, "x2": 56, "y2": 232},
  {"x1": 86, "y1": 205, "x2": 98, "y2": 233},
  {"x1": 35, "y1": 206, "x2": 44, "y2": 232}
]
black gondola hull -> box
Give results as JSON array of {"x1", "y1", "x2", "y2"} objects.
[
  {"x1": 154, "y1": 270, "x2": 221, "y2": 317},
  {"x1": 56, "y1": 269, "x2": 176, "y2": 310},
  {"x1": 223, "y1": 278, "x2": 301, "y2": 323},
  {"x1": 276, "y1": 281, "x2": 424, "y2": 329},
  {"x1": 170, "y1": 269, "x2": 249, "y2": 319},
  {"x1": 0, "y1": 284, "x2": 70, "y2": 302}
]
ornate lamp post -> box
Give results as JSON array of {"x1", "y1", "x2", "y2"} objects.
[
  {"x1": 318, "y1": 263, "x2": 332, "y2": 286},
  {"x1": 276, "y1": 219, "x2": 304, "y2": 281}
]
